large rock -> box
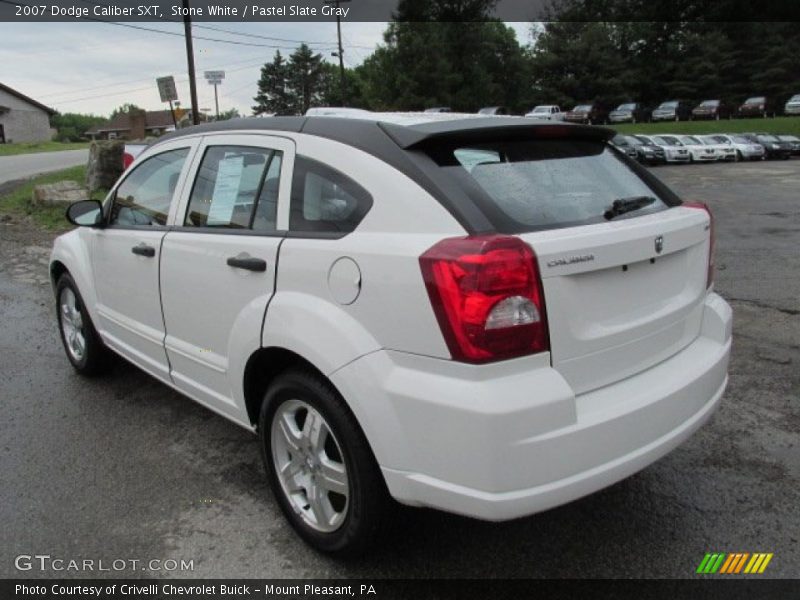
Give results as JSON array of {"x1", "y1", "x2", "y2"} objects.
[
  {"x1": 85, "y1": 140, "x2": 124, "y2": 192},
  {"x1": 32, "y1": 181, "x2": 89, "y2": 207}
]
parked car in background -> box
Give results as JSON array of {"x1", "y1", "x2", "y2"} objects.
[
  {"x1": 525, "y1": 105, "x2": 564, "y2": 120},
  {"x1": 424, "y1": 107, "x2": 452, "y2": 113},
  {"x1": 49, "y1": 112, "x2": 730, "y2": 555},
  {"x1": 627, "y1": 135, "x2": 666, "y2": 165},
  {"x1": 651, "y1": 100, "x2": 692, "y2": 122},
  {"x1": 478, "y1": 106, "x2": 510, "y2": 115},
  {"x1": 609, "y1": 134, "x2": 638, "y2": 159},
  {"x1": 784, "y1": 94, "x2": 800, "y2": 116},
  {"x1": 697, "y1": 135, "x2": 736, "y2": 162},
  {"x1": 675, "y1": 135, "x2": 719, "y2": 162},
  {"x1": 123, "y1": 142, "x2": 148, "y2": 170},
  {"x1": 608, "y1": 102, "x2": 649, "y2": 124},
  {"x1": 776, "y1": 135, "x2": 800, "y2": 155},
  {"x1": 755, "y1": 134, "x2": 793, "y2": 159},
  {"x1": 692, "y1": 100, "x2": 731, "y2": 120},
  {"x1": 648, "y1": 134, "x2": 691, "y2": 163},
  {"x1": 709, "y1": 134, "x2": 765, "y2": 161},
  {"x1": 563, "y1": 103, "x2": 608, "y2": 125},
  {"x1": 737, "y1": 96, "x2": 776, "y2": 118}
]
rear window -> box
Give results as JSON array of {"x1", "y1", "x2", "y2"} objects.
[{"x1": 426, "y1": 139, "x2": 676, "y2": 233}]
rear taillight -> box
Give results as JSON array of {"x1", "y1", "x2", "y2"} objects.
[
  {"x1": 685, "y1": 202, "x2": 715, "y2": 289},
  {"x1": 419, "y1": 235, "x2": 549, "y2": 363},
  {"x1": 123, "y1": 152, "x2": 135, "y2": 170}
]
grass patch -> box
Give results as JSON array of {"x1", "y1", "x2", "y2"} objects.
[
  {"x1": 612, "y1": 116, "x2": 800, "y2": 136},
  {"x1": 0, "y1": 141, "x2": 90, "y2": 157},
  {"x1": 0, "y1": 165, "x2": 106, "y2": 231}
]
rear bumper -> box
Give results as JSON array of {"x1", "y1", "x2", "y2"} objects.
[{"x1": 332, "y1": 293, "x2": 731, "y2": 521}]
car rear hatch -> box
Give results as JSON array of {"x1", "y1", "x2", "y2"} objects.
[
  {"x1": 519, "y1": 208, "x2": 709, "y2": 394},
  {"x1": 394, "y1": 119, "x2": 712, "y2": 393}
]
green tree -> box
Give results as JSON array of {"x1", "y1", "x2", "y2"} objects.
[
  {"x1": 50, "y1": 112, "x2": 106, "y2": 141},
  {"x1": 287, "y1": 44, "x2": 327, "y2": 114},
  {"x1": 216, "y1": 108, "x2": 241, "y2": 121},
  {"x1": 253, "y1": 51, "x2": 292, "y2": 115},
  {"x1": 110, "y1": 103, "x2": 144, "y2": 119},
  {"x1": 358, "y1": 0, "x2": 526, "y2": 112}
]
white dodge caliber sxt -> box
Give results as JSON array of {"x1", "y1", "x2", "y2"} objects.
[{"x1": 50, "y1": 112, "x2": 732, "y2": 554}]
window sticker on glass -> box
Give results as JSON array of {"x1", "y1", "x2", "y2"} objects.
[{"x1": 207, "y1": 153, "x2": 245, "y2": 225}]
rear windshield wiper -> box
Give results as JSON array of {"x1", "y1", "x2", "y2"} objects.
[{"x1": 604, "y1": 196, "x2": 656, "y2": 220}]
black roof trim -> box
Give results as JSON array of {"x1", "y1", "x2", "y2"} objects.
[
  {"x1": 379, "y1": 117, "x2": 614, "y2": 149},
  {"x1": 149, "y1": 116, "x2": 614, "y2": 235}
]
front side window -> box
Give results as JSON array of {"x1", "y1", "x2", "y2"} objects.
[
  {"x1": 110, "y1": 148, "x2": 189, "y2": 227},
  {"x1": 289, "y1": 156, "x2": 372, "y2": 234},
  {"x1": 184, "y1": 146, "x2": 282, "y2": 231}
]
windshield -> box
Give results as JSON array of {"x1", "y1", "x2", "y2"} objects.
[
  {"x1": 428, "y1": 139, "x2": 671, "y2": 233},
  {"x1": 699, "y1": 138, "x2": 716, "y2": 146},
  {"x1": 778, "y1": 135, "x2": 799, "y2": 142},
  {"x1": 683, "y1": 136, "x2": 702, "y2": 145},
  {"x1": 711, "y1": 136, "x2": 729, "y2": 144},
  {"x1": 658, "y1": 101, "x2": 678, "y2": 109},
  {"x1": 731, "y1": 136, "x2": 750, "y2": 144},
  {"x1": 573, "y1": 105, "x2": 592, "y2": 111},
  {"x1": 626, "y1": 136, "x2": 643, "y2": 146},
  {"x1": 790, "y1": 95, "x2": 800, "y2": 102},
  {"x1": 533, "y1": 106, "x2": 550, "y2": 113},
  {"x1": 700, "y1": 100, "x2": 719, "y2": 107},
  {"x1": 757, "y1": 135, "x2": 778, "y2": 142},
  {"x1": 745, "y1": 97, "x2": 765, "y2": 104},
  {"x1": 617, "y1": 103, "x2": 636, "y2": 110},
  {"x1": 655, "y1": 135, "x2": 682, "y2": 146}
]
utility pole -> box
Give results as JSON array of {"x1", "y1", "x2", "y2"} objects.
[
  {"x1": 182, "y1": 0, "x2": 200, "y2": 125},
  {"x1": 324, "y1": 0, "x2": 350, "y2": 105}
]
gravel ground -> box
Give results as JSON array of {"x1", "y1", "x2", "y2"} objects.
[{"x1": 0, "y1": 159, "x2": 797, "y2": 579}]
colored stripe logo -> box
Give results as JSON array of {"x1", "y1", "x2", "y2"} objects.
[{"x1": 696, "y1": 552, "x2": 773, "y2": 574}]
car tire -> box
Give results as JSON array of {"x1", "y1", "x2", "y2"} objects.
[
  {"x1": 674, "y1": 115, "x2": 679, "y2": 122},
  {"x1": 715, "y1": 114, "x2": 720, "y2": 121},
  {"x1": 259, "y1": 368, "x2": 389, "y2": 556},
  {"x1": 735, "y1": 150, "x2": 743, "y2": 162},
  {"x1": 56, "y1": 273, "x2": 114, "y2": 376}
]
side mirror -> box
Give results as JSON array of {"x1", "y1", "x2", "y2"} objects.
[{"x1": 66, "y1": 200, "x2": 103, "y2": 227}]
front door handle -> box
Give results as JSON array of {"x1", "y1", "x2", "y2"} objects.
[
  {"x1": 227, "y1": 255, "x2": 267, "y2": 272},
  {"x1": 131, "y1": 243, "x2": 156, "y2": 257}
]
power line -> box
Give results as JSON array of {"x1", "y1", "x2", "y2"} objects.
[
  {"x1": 49, "y1": 60, "x2": 266, "y2": 106},
  {"x1": 36, "y1": 56, "x2": 268, "y2": 100}
]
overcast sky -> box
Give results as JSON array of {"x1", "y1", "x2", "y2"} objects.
[{"x1": 0, "y1": 22, "x2": 533, "y2": 117}]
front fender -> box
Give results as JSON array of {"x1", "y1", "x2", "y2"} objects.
[{"x1": 50, "y1": 229, "x2": 100, "y2": 326}]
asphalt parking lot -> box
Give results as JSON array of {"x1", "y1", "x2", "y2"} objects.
[{"x1": 1, "y1": 160, "x2": 798, "y2": 579}]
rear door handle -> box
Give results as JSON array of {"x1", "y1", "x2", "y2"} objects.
[
  {"x1": 131, "y1": 243, "x2": 156, "y2": 257},
  {"x1": 226, "y1": 256, "x2": 267, "y2": 272}
]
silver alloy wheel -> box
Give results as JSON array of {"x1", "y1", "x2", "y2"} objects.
[
  {"x1": 271, "y1": 399, "x2": 350, "y2": 533},
  {"x1": 60, "y1": 287, "x2": 86, "y2": 362}
]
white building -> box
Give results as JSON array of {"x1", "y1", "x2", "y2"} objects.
[{"x1": 0, "y1": 83, "x2": 56, "y2": 144}]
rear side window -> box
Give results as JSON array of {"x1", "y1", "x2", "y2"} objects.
[
  {"x1": 426, "y1": 139, "x2": 676, "y2": 233},
  {"x1": 184, "y1": 146, "x2": 282, "y2": 231},
  {"x1": 289, "y1": 156, "x2": 372, "y2": 234}
]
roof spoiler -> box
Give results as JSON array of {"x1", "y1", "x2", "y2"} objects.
[{"x1": 379, "y1": 117, "x2": 615, "y2": 149}]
